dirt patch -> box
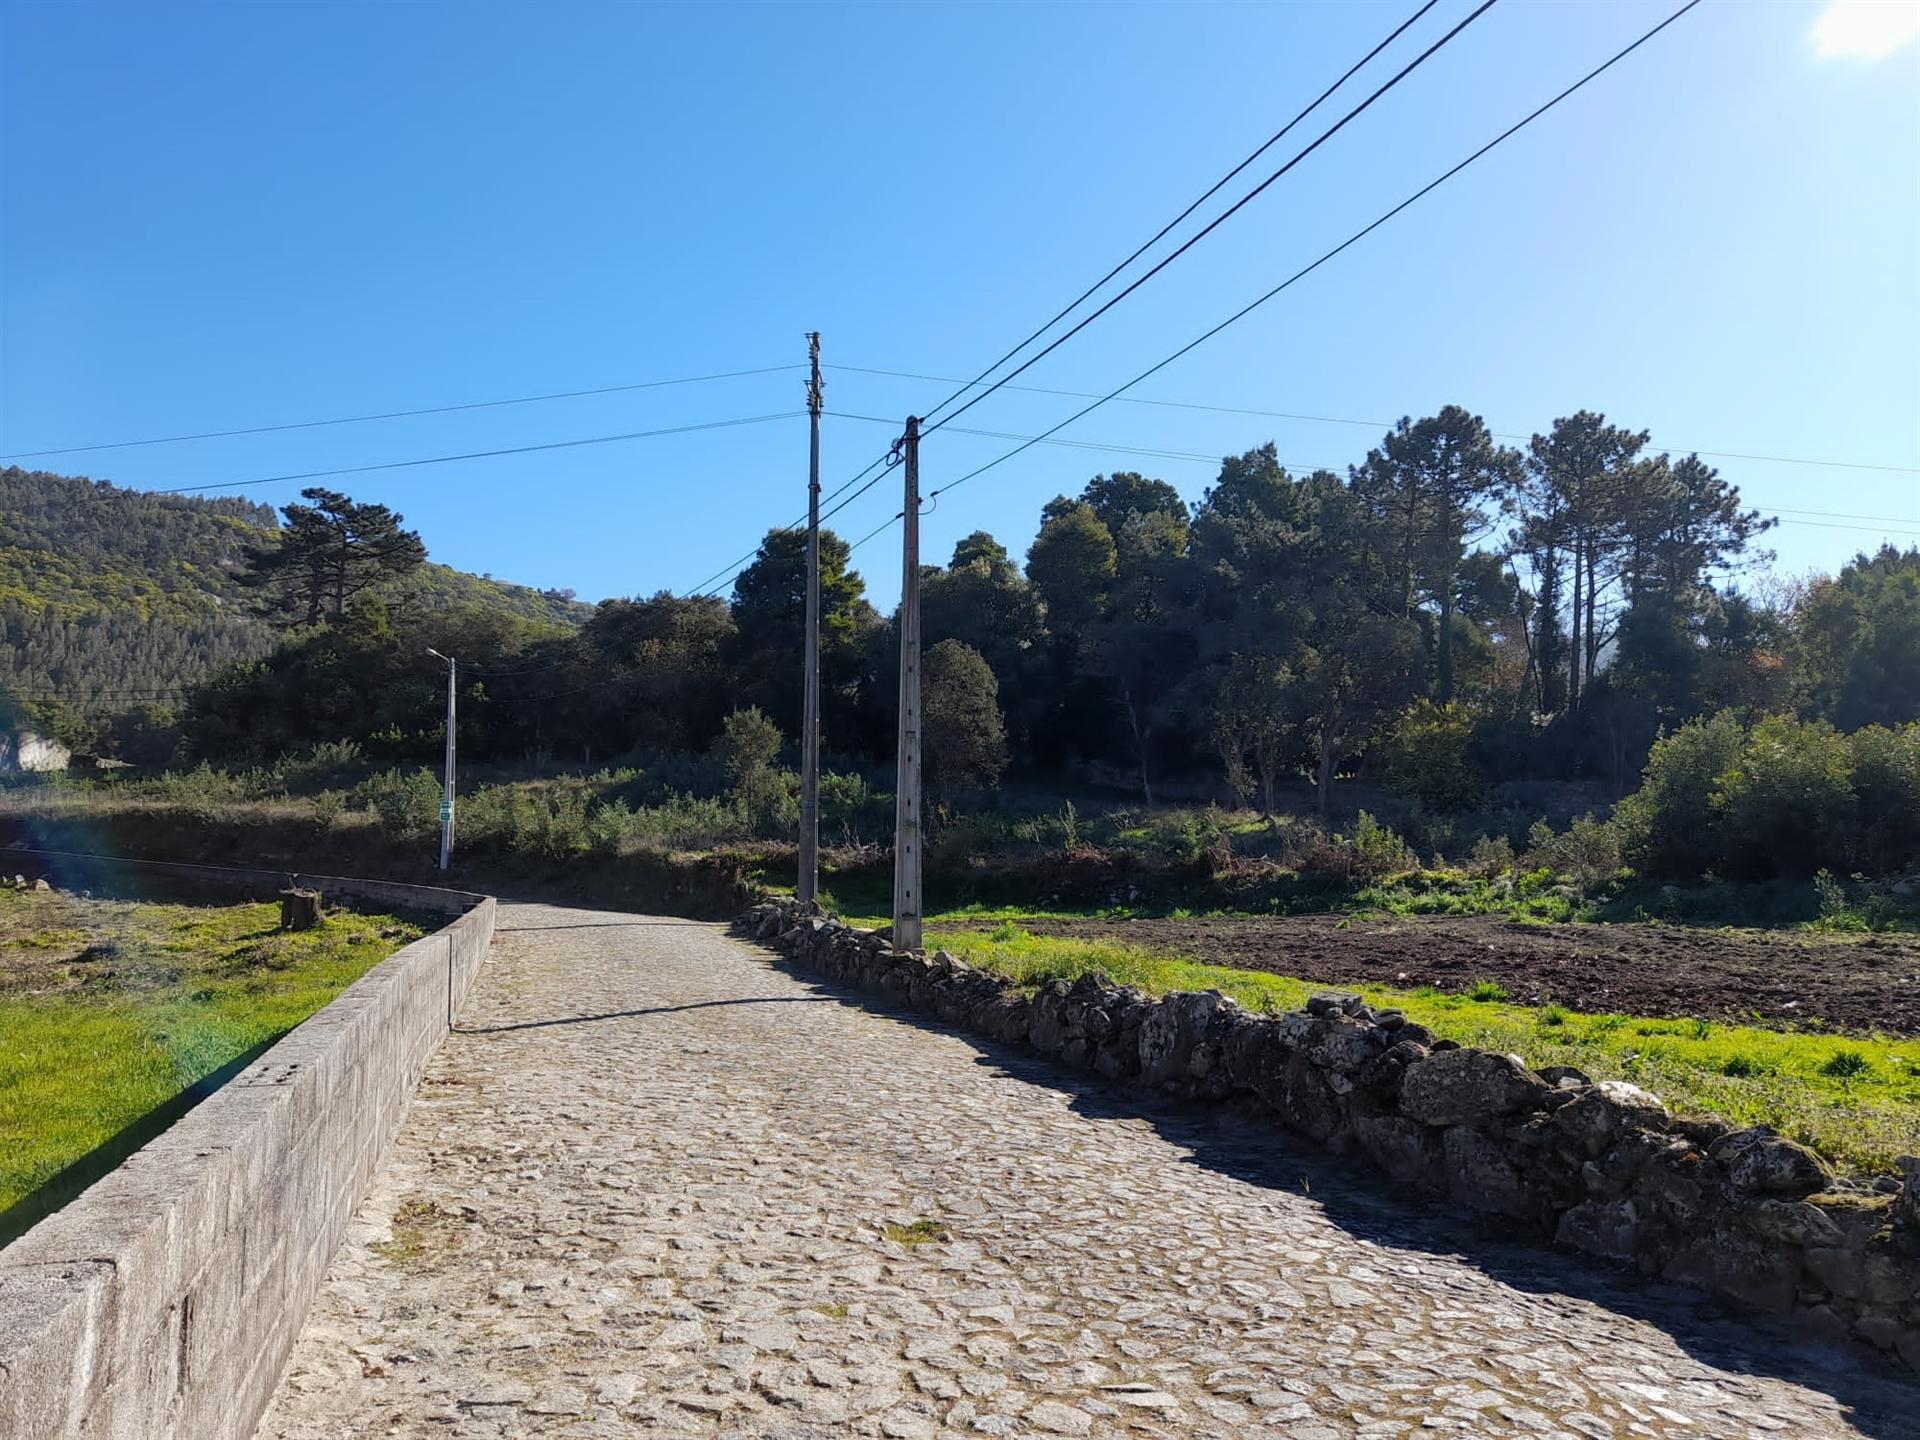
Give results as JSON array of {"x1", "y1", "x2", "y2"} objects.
[{"x1": 1017, "y1": 914, "x2": 1920, "y2": 1036}]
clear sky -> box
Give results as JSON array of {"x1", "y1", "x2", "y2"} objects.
[{"x1": 3, "y1": 0, "x2": 1916, "y2": 611}]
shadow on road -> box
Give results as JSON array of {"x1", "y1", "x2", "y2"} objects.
[
  {"x1": 767, "y1": 958, "x2": 1919, "y2": 1438},
  {"x1": 495, "y1": 920, "x2": 713, "y2": 933},
  {"x1": 456, "y1": 995, "x2": 832, "y2": 1035}
]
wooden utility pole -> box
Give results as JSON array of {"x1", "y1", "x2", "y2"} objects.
[
  {"x1": 891, "y1": 416, "x2": 923, "y2": 953},
  {"x1": 798, "y1": 332, "x2": 824, "y2": 905}
]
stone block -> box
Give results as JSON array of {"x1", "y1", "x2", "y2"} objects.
[
  {"x1": 1557, "y1": 1199, "x2": 1639, "y2": 1262},
  {"x1": 1710, "y1": 1127, "x2": 1833, "y2": 1198},
  {"x1": 1400, "y1": 1049, "x2": 1548, "y2": 1128}
]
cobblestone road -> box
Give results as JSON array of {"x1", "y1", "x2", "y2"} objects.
[{"x1": 259, "y1": 904, "x2": 1916, "y2": 1440}]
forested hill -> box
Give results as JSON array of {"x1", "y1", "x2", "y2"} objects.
[{"x1": 0, "y1": 466, "x2": 587, "y2": 730}]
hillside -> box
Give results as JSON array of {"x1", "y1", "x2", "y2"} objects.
[{"x1": 0, "y1": 466, "x2": 588, "y2": 728}]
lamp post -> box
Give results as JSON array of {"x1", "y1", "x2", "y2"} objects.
[{"x1": 426, "y1": 648, "x2": 456, "y2": 871}]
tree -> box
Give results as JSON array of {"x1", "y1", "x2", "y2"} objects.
[
  {"x1": 1088, "y1": 504, "x2": 1194, "y2": 804},
  {"x1": 244, "y1": 487, "x2": 427, "y2": 627},
  {"x1": 1792, "y1": 546, "x2": 1920, "y2": 730},
  {"x1": 1618, "y1": 454, "x2": 1774, "y2": 605},
  {"x1": 1077, "y1": 472, "x2": 1188, "y2": 550},
  {"x1": 921, "y1": 531, "x2": 1046, "y2": 685},
  {"x1": 1519, "y1": 413, "x2": 1648, "y2": 709},
  {"x1": 574, "y1": 592, "x2": 736, "y2": 755},
  {"x1": 1353, "y1": 406, "x2": 1522, "y2": 703},
  {"x1": 1285, "y1": 476, "x2": 1422, "y2": 814},
  {"x1": 1208, "y1": 652, "x2": 1295, "y2": 813},
  {"x1": 922, "y1": 639, "x2": 1008, "y2": 796},
  {"x1": 728, "y1": 527, "x2": 878, "y2": 739},
  {"x1": 1025, "y1": 502, "x2": 1116, "y2": 635}
]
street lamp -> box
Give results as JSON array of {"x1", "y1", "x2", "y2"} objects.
[{"x1": 426, "y1": 649, "x2": 456, "y2": 871}]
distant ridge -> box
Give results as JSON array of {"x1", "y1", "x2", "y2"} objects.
[{"x1": 0, "y1": 465, "x2": 588, "y2": 722}]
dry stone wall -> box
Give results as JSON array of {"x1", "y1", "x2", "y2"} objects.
[
  {"x1": 0, "y1": 875, "x2": 496, "y2": 1439},
  {"x1": 740, "y1": 900, "x2": 1920, "y2": 1373}
]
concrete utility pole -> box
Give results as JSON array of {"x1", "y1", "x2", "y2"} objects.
[
  {"x1": 892, "y1": 416, "x2": 923, "y2": 952},
  {"x1": 798, "y1": 332, "x2": 824, "y2": 905},
  {"x1": 427, "y1": 648, "x2": 457, "y2": 871}
]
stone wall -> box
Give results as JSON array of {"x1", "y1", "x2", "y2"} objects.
[
  {"x1": 739, "y1": 900, "x2": 1920, "y2": 1373},
  {"x1": 0, "y1": 875, "x2": 496, "y2": 1439}
]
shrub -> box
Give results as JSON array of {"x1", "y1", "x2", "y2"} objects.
[
  {"x1": 277, "y1": 739, "x2": 366, "y2": 791},
  {"x1": 1349, "y1": 811, "x2": 1413, "y2": 880},
  {"x1": 1377, "y1": 701, "x2": 1485, "y2": 812},
  {"x1": 1525, "y1": 814, "x2": 1624, "y2": 895},
  {"x1": 818, "y1": 771, "x2": 891, "y2": 845},
  {"x1": 354, "y1": 767, "x2": 442, "y2": 843},
  {"x1": 1466, "y1": 834, "x2": 1516, "y2": 879},
  {"x1": 714, "y1": 707, "x2": 783, "y2": 823},
  {"x1": 1712, "y1": 715, "x2": 1854, "y2": 880},
  {"x1": 1612, "y1": 711, "x2": 1744, "y2": 880},
  {"x1": 1848, "y1": 723, "x2": 1920, "y2": 874},
  {"x1": 1615, "y1": 712, "x2": 1920, "y2": 883}
]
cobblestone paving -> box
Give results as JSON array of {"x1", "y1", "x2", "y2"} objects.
[{"x1": 259, "y1": 904, "x2": 1916, "y2": 1440}]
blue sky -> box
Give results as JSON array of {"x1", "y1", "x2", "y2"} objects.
[{"x1": 3, "y1": 0, "x2": 1916, "y2": 610}]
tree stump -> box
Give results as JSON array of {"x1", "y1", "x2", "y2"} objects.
[{"x1": 280, "y1": 888, "x2": 323, "y2": 931}]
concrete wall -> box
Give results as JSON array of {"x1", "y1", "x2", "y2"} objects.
[{"x1": 0, "y1": 865, "x2": 496, "y2": 1439}]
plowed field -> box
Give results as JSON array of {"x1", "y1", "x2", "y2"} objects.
[{"x1": 1018, "y1": 913, "x2": 1920, "y2": 1036}]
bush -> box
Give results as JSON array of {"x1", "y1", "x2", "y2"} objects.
[
  {"x1": 1525, "y1": 814, "x2": 1624, "y2": 895},
  {"x1": 1466, "y1": 834, "x2": 1516, "y2": 879},
  {"x1": 354, "y1": 767, "x2": 443, "y2": 843},
  {"x1": 1613, "y1": 713, "x2": 1920, "y2": 883},
  {"x1": 1712, "y1": 715, "x2": 1854, "y2": 880},
  {"x1": 1848, "y1": 724, "x2": 1920, "y2": 874},
  {"x1": 277, "y1": 739, "x2": 366, "y2": 791},
  {"x1": 1612, "y1": 711, "x2": 1744, "y2": 880},
  {"x1": 714, "y1": 707, "x2": 783, "y2": 824},
  {"x1": 1349, "y1": 811, "x2": 1413, "y2": 880},
  {"x1": 818, "y1": 771, "x2": 891, "y2": 845},
  {"x1": 1377, "y1": 702, "x2": 1485, "y2": 812}
]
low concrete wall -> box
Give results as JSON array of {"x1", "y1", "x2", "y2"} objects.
[
  {"x1": 1, "y1": 845, "x2": 484, "y2": 917},
  {"x1": 741, "y1": 900, "x2": 1920, "y2": 1374},
  {"x1": 0, "y1": 858, "x2": 496, "y2": 1439}
]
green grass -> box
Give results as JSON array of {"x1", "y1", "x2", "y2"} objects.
[
  {"x1": 925, "y1": 922, "x2": 1920, "y2": 1179},
  {"x1": 880, "y1": 1218, "x2": 949, "y2": 1247},
  {"x1": 0, "y1": 887, "x2": 421, "y2": 1215}
]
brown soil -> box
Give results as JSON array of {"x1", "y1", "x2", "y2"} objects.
[{"x1": 1017, "y1": 914, "x2": 1920, "y2": 1037}]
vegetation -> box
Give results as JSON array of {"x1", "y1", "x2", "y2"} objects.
[
  {"x1": 925, "y1": 922, "x2": 1920, "y2": 1178},
  {"x1": 0, "y1": 467, "x2": 586, "y2": 747},
  {"x1": 0, "y1": 885, "x2": 421, "y2": 1219},
  {"x1": 10, "y1": 414, "x2": 1917, "y2": 883}
]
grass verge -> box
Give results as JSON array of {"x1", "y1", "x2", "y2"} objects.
[
  {"x1": 0, "y1": 887, "x2": 421, "y2": 1219},
  {"x1": 923, "y1": 921, "x2": 1920, "y2": 1179}
]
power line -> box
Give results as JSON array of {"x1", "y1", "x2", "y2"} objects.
[
  {"x1": 683, "y1": 448, "x2": 898, "y2": 600},
  {"x1": 832, "y1": 363, "x2": 1920, "y2": 477},
  {"x1": 910, "y1": 0, "x2": 1443, "y2": 432},
  {"x1": 0, "y1": 363, "x2": 803, "y2": 462},
  {"x1": 826, "y1": 409, "x2": 1347, "y2": 472},
  {"x1": 919, "y1": 0, "x2": 1502, "y2": 439},
  {"x1": 161, "y1": 411, "x2": 802, "y2": 495},
  {"x1": 925, "y1": 1, "x2": 1708, "y2": 511}
]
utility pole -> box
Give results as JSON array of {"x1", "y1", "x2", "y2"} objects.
[
  {"x1": 798, "y1": 332, "x2": 824, "y2": 906},
  {"x1": 892, "y1": 416, "x2": 923, "y2": 953},
  {"x1": 427, "y1": 648, "x2": 457, "y2": 871}
]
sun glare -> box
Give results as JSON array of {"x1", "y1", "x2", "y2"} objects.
[{"x1": 1812, "y1": 0, "x2": 1920, "y2": 59}]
